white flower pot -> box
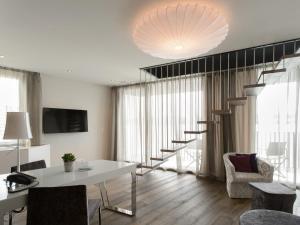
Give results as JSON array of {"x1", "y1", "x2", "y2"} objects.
[{"x1": 64, "y1": 161, "x2": 74, "y2": 172}]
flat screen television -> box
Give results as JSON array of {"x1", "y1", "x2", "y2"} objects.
[{"x1": 43, "y1": 107, "x2": 88, "y2": 134}]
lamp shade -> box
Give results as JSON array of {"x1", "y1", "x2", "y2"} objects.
[
  {"x1": 132, "y1": 1, "x2": 229, "y2": 59},
  {"x1": 3, "y1": 112, "x2": 32, "y2": 139}
]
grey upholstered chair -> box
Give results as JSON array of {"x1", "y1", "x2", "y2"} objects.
[
  {"x1": 10, "y1": 160, "x2": 46, "y2": 173},
  {"x1": 240, "y1": 209, "x2": 300, "y2": 225},
  {"x1": 9, "y1": 160, "x2": 47, "y2": 225},
  {"x1": 223, "y1": 153, "x2": 274, "y2": 198},
  {"x1": 26, "y1": 185, "x2": 101, "y2": 225}
]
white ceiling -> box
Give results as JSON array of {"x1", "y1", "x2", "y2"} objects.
[{"x1": 0, "y1": 0, "x2": 300, "y2": 86}]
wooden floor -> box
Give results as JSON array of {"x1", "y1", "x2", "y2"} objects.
[{"x1": 12, "y1": 170, "x2": 251, "y2": 225}]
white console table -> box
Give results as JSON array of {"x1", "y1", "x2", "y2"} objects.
[{"x1": 0, "y1": 145, "x2": 50, "y2": 174}]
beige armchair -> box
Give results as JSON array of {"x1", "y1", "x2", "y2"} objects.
[{"x1": 223, "y1": 153, "x2": 274, "y2": 198}]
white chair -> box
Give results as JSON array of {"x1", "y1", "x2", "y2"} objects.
[
  {"x1": 266, "y1": 142, "x2": 287, "y2": 178},
  {"x1": 223, "y1": 153, "x2": 274, "y2": 198}
]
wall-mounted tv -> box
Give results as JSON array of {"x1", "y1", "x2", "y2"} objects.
[{"x1": 43, "y1": 107, "x2": 88, "y2": 134}]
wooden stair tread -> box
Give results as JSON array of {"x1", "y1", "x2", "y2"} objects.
[
  {"x1": 258, "y1": 68, "x2": 287, "y2": 84},
  {"x1": 172, "y1": 138, "x2": 197, "y2": 144},
  {"x1": 260, "y1": 68, "x2": 286, "y2": 75},
  {"x1": 161, "y1": 145, "x2": 187, "y2": 153},
  {"x1": 184, "y1": 130, "x2": 208, "y2": 134},
  {"x1": 136, "y1": 168, "x2": 153, "y2": 176},
  {"x1": 197, "y1": 120, "x2": 215, "y2": 124},
  {"x1": 197, "y1": 120, "x2": 219, "y2": 124},
  {"x1": 150, "y1": 153, "x2": 176, "y2": 161},
  {"x1": 212, "y1": 109, "x2": 232, "y2": 115},
  {"x1": 244, "y1": 83, "x2": 266, "y2": 96},
  {"x1": 140, "y1": 160, "x2": 165, "y2": 169},
  {"x1": 227, "y1": 97, "x2": 248, "y2": 106}
]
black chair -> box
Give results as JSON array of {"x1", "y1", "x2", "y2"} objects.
[
  {"x1": 10, "y1": 160, "x2": 46, "y2": 173},
  {"x1": 9, "y1": 160, "x2": 47, "y2": 225},
  {"x1": 26, "y1": 185, "x2": 101, "y2": 225}
]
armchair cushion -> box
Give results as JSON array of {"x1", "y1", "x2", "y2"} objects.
[
  {"x1": 229, "y1": 155, "x2": 253, "y2": 173},
  {"x1": 237, "y1": 153, "x2": 258, "y2": 173}
]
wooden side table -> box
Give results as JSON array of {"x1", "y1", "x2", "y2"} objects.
[{"x1": 249, "y1": 182, "x2": 296, "y2": 213}]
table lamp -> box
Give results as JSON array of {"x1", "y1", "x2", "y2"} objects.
[{"x1": 3, "y1": 112, "x2": 32, "y2": 172}]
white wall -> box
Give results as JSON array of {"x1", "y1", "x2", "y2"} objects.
[{"x1": 41, "y1": 75, "x2": 112, "y2": 166}]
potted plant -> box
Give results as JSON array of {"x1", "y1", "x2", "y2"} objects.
[{"x1": 62, "y1": 153, "x2": 76, "y2": 172}]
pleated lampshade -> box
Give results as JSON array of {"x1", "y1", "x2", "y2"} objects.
[
  {"x1": 3, "y1": 112, "x2": 32, "y2": 140},
  {"x1": 133, "y1": 1, "x2": 229, "y2": 59}
]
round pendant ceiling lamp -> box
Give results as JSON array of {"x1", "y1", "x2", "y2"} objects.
[{"x1": 132, "y1": 1, "x2": 229, "y2": 59}]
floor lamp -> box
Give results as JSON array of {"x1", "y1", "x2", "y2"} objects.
[{"x1": 3, "y1": 112, "x2": 32, "y2": 172}]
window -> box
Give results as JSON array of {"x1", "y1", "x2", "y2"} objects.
[
  {"x1": 116, "y1": 76, "x2": 207, "y2": 174},
  {"x1": 0, "y1": 74, "x2": 20, "y2": 145},
  {"x1": 256, "y1": 69, "x2": 300, "y2": 187}
]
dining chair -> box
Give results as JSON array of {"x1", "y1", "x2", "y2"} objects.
[
  {"x1": 9, "y1": 160, "x2": 47, "y2": 225},
  {"x1": 10, "y1": 160, "x2": 46, "y2": 173},
  {"x1": 26, "y1": 185, "x2": 101, "y2": 225}
]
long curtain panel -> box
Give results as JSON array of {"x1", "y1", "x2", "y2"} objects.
[
  {"x1": 231, "y1": 68, "x2": 257, "y2": 153},
  {"x1": 26, "y1": 72, "x2": 42, "y2": 146},
  {"x1": 207, "y1": 72, "x2": 225, "y2": 179}
]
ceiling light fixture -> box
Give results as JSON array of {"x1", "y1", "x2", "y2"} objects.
[
  {"x1": 0, "y1": 55, "x2": 4, "y2": 59},
  {"x1": 132, "y1": 0, "x2": 229, "y2": 59}
]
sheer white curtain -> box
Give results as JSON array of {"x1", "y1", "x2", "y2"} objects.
[
  {"x1": 115, "y1": 74, "x2": 207, "y2": 175},
  {"x1": 161, "y1": 75, "x2": 207, "y2": 175},
  {"x1": 0, "y1": 68, "x2": 26, "y2": 145},
  {"x1": 256, "y1": 65, "x2": 300, "y2": 188},
  {"x1": 115, "y1": 85, "x2": 143, "y2": 162},
  {"x1": 209, "y1": 72, "x2": 224, "y2": 179}
]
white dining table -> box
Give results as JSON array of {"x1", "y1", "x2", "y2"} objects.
[{"x1": 0, "y1": 160, "x2": 137, "y2": 225}]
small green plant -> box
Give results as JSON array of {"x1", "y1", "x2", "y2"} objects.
[{"x1": 62, "y1": 153, "x2": 76, "y2": 162}]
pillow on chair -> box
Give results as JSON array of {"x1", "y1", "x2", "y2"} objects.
[
  {"x1": 229, "y1": 155, "x2": 254, "y2": 173},
  {"x1": 237, "y1": 153, "x2": 258, "y2": 173}
]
